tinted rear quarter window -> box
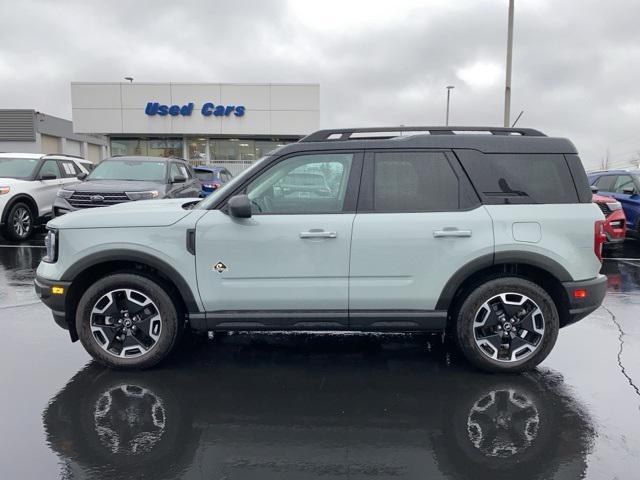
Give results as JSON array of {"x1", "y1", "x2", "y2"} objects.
[
  {"x1": 456, "y1": 150, "x2": 579, "y2": 204},
  {"x1": 371, "y1": 152, "x2": 460, "y2": 212}
]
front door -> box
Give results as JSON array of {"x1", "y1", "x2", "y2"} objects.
[
  {"x1": 348, "y1": 150, "x2": 494, "y2": 329},
  {"x1": 195, "y1": 151, "x2": 362, "y2": 328},
  {"x1": 35, "y1": 160, "x2": 63, "y2": 217}
]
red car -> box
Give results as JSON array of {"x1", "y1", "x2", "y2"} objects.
[{"x1": 593, "y1": 193, "x2": 626, "y2": 243}]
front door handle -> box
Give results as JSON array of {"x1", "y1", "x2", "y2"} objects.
[
  {"x1": 299, "y1": 230, "x2": 337, "y2": 239},
  {"x1": 433, "y1": 228, "x2": 472, "y2": 238}
]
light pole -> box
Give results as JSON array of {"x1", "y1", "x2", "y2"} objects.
[
  {"x1": 124, "y1": 76, "x2": 134, "y2": 83},
  {"x1": 445, "y1": 85, "x2": 455, "y2": 126},
  {"x1": 504, "y1": 0, "x2": 514, "y2": 127}
]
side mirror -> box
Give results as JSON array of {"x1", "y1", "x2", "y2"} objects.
[
  {"x1": 590, "y1": 185, "x2": 599, "y2": 194},
  {"x1": 77, "y1": 172, "x2": 88, "y2": 181},
  {"x1": 228, "y1": 194, "x2": 252, "y2": 218},
  {"x1": 172, "y1": 175, "x2": 187, "y2": 184},
  {"x1": 622, "y1": 187, "x2": 636, "y2": 195},
  {"x1": 40, "y1": 173, "x2": 57, "y2": 181}
]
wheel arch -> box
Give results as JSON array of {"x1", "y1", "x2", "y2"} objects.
[
  {"x1": 61, "y1": 250, "x2": 201, "y2": 341},
  {"x1": 437, "y1": 252, "x2": 572, "y2": 329},
  {"x1": 1, "y1": 193, "x2": 39, "y2": 224}
]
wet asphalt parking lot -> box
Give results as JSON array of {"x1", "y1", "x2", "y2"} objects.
[{"x1": 0, "y1": 229, "x2": 639, "y2": 479}]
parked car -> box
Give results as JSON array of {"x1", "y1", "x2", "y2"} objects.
[
  {"x1": 588, "y1": 170, "x2": 640, "y2": 237},
  {"x1": 35, "y1": 126, "x2": 606, "y2": 373},
  {"x1": 0, "y1": 153, "x2": 90, "y2": 240},
  {"x1": 193, "y1": 166, "x2": 233, "y2": 197},
  {"x1": 53, "y1": 156, "x2": 201, "y2": 215},
  {"x1": 592, "y1": 189, "x2": 626, "y2": 244}
]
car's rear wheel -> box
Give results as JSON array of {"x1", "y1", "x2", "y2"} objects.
[
  {"x1": 76, "y1": 273, "x2": 182, "y2": 369},
  {"x1": 3, "y1": 202, "x2": 34, "y2": 241},
  {"x1": 455, "y1": 277, "x2": 559, "y2": 373}
]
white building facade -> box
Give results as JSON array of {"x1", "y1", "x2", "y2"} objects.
[{"x1": 71, "y1": 82, "x2": 320, "y2": 171}]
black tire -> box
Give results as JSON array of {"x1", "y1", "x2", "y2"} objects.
[
  {"x1": 2, "y1": 201, "x2": 34, "y2": 241},
  {"x1": 76, "y1": 273, "x2": 182, "y2": 369},
  {"x1": 455, "y1": 277, "x2": 559, "y2": 373}
]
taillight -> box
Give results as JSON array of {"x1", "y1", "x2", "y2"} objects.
[{"x1": 594, "y1": 220, "x2": 606, "y2": 262}]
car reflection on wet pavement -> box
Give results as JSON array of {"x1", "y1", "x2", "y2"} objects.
[{"x1": 0, "y1": 233, "x2": 639, "y2": 479}]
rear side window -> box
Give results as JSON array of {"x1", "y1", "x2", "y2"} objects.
[
  {"x1": 371, "y1": 152, "x2": 460, "y2": 212},
  {"x1": 456, "y1": 150, "x2": 579, "y2": 204},
  {"x1": 59, "y1": 160, "x2": 79, "y2": 178}
]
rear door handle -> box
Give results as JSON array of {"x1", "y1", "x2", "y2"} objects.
[
  {"x1": 299, "y1": 230, "x2": 337, "y2": 239},
  {"x1": 433, "y1": 228, "x2": 472, "y2": 238}
]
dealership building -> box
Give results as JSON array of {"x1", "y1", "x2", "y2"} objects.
[{"x1": 71, "y1": 82, "x2": 320, "y2": 171}]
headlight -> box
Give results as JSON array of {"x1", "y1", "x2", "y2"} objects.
[
  {"x1": 43, "y1": 229, "x2": 58, "y2": 263},
  {"x1": 0, "y1": 186, "x2": 9, "y2": 195},
  {"x1": 607, "y1": 201, "x2": 622, "y2": 211},
  {"x1": 126, "y1": 190, "x2": 160, "y2": 201},
  {"x1": 56, "y1": 189, "x2": 74, "y2": 199}
]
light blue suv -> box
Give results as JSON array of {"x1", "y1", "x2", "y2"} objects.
[{"x1": 35, "y1": 127, "x2": 607, "y2": 372}]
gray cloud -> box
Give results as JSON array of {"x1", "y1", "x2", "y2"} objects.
[{"x1": 1, "y1": 0, "x2": 639, "y2": 168}]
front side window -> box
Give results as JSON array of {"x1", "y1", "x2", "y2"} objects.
[
  {"x1": 372, "y1": 152, "x2": 460, "y2": 212},
  {"x1": 593, "y1": 175, "x2": 616, "y2": 191},
  {"x1": 613, "y1": 175, "x2": 637, "y2": 194},
  {"x1": 88, "y1": 160, "x2": 166, "y2": 182},
  {"x1": 0, "y1": 158, "x2": 38, "y2": 179},
  {"x1": 39, "y1": 160, "x2": 61, "y2": 179},
  {"x1": 246, "y1": 153, "x2": 353, "y2": 214}
]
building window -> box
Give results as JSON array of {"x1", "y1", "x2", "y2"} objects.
[
  {"x1": 110, "y1": 138, "x2": 183, "y2": 158},
  {"x1": 187, "y1": 138, "x2": 207, "y2": 164}
]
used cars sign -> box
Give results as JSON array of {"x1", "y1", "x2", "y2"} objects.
[{"x1": 145, "y1": 102, "x2": 246, "y2": 117}]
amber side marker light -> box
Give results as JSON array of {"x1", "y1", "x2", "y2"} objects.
[
  {"x1": 573, "y1": 289, "x2": 587, "y2": 299},
  {"x1": 51, "y1": 286, "x2": 65, "y2": 295}
]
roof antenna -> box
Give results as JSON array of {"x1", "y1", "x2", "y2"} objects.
[{"x1": 511, "y1": 110, "x2": 524, "y2": 127}]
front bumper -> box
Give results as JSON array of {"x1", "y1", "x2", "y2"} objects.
[
  {"x1": 34, "y1": 275, "x2": 71, "y2": 331},
  {"x1": 561, "y1": 275, "x2": 607, "y2": 327}
]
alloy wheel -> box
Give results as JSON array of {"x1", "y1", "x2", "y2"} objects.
[
  {"x1": 473, "y1": 293, "x2": 545, "y2": 362},
  {"x1": 12, "y1": 206, "x2": 31, "y2": 238},
  {"x1": 90, "y1": 289, "x2": 162, "y2": 358}
]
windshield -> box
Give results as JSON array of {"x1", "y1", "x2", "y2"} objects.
[
  {"x1": 195, "y1": 156, "x2": 270, "y2": 209},
  {"x1": 0, "y1": 158, "x2": 39, "y2": 179},
  {"x1": 88, "y1": 160, "x2": 167, "y2": 182}
]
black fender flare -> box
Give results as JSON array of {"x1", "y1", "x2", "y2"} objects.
[
  {"x1": 61, "y1": 249, "x2": 201, "y2": 313},
  {"x1": 435, "y1": 251, "x2": 572, "y2": 311}
]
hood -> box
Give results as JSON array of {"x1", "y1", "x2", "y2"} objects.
[
  {"x1": 48, "y1": 198, "x2": 200, "y2": 229},
  {"x1": 0, "y1": 177, "x2": 28, "y2": 186},
  {"x1": 592, "y1": 193, "x2": 617, "y2": 203},
  {"x1": 64, "y1": 180, "x2": 166, "y2": 193}
]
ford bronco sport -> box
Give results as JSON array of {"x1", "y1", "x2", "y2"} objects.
[{"x1": 35, "y1": 127, "x2": 607, "y2": 372}]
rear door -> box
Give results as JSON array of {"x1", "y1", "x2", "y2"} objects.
[{"x1": 348, "y1": 150, "x2": 493, "y2": 329}]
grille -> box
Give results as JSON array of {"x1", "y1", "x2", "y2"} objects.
[
  {"x1": 68, "y1": 191, "x2": 130, "y2": 209},
  {"x1": 596, "y1": 202, "x2": 612, "y2": 217}
]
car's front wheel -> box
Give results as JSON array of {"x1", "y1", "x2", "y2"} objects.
[
  {"x1": 76, "y1": 273, "x2": 182, "y2": 369},
  {"x1": 455, "y1": 277, "x2": 559, "y2": 373},
  {"x1": 3, "y1": 202, "x2": 34, "y2": 241}
]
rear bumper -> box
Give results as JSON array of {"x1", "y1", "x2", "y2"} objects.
[
  {"x1": 561, "y1": 275, "x2": 607, "y2": 327},
  {"x1": 34, "y1": 276, "x2": 71, "y2": 330},
  {"x1": 603, "y1": 209, "x2": 626, "y2": 243}
]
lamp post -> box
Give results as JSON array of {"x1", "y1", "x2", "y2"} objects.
[
  {"x1": 124, "y1": 77, "x2": 134, "y2": 83},
  {"x1": 504, "y1": 0, "x2": 514, "y2": 127},
  {"x1": 445, "y1": 85, "x2": 455, "y2": 126}
]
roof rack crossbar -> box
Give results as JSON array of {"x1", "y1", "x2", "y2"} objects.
[{"x1": 300, "y1": 126, "x2": 546, "y2": 142}]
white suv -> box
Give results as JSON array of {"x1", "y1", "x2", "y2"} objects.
[{"x1": 0, "y1": 153, "x2": 91, "y2": 241}]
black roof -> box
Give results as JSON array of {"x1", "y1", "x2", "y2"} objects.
[{"x1": 276, "y1": 126, "x2": 578, "y2": 155}]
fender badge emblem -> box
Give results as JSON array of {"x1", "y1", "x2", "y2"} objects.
[{"x1": 213, "y1": 262, "x2": 227, "y2": 274}]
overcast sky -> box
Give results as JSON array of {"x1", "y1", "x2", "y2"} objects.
[{"x1": 1, "y1": 0, "x2": 639, "y2": 168}]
